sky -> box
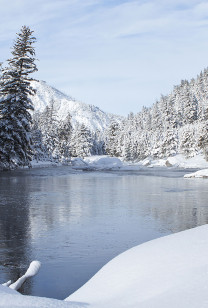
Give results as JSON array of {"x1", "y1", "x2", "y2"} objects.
[{"x1": 1, "y1": 0, "x2": 208, "y2": 115}]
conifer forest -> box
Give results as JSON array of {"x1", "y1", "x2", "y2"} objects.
[{"x1": 1, "y1": 26, "x2": 208, "y2": 170}]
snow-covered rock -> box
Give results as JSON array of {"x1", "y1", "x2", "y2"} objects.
[
  {"x1": 141, "y1": 158, "x2": 151, "y2": 166},
  {"x1": 83, "y1": 155, "x2": 123, "y2": 169},
  {"x1": 137, "y1": 154, "x2": 208, "y2": 169},
  {"x1": 164, "y1": 154, "x2": 208, "y2": 169},
  {"x1": 70, "y1": 156, "x2": 123, "y2": 169},
  {"x1": 30, "y1": 80, "x2": 121, "y2": 132},
  {"x1": 71, "y1": 157, "x2": 88, "y2": 167},
  {"x1": 184, "y1": 169, "x2": 208, "y2": 178}
]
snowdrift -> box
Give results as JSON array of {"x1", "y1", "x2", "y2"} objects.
[
  {"x1": 1, "y1": 225, "x2": 208, "y2": 307},
  {"x1": 66, "y1": 224, "x2": 208, "y2": 308},
  {"x1": 70, "y1": 155, "x2": 123, "y2": 170},
  {"x1": 184, "y1": 169, "x2": 208, "y2": 178},
  {"x1": 139, "y1": 154, "x2": 208, "y2": 169},
  {"x1": 84, "y1": 155, "x2": 123, "y2": 169}
]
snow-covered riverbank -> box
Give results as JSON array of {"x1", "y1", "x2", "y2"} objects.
[
  {"x1": 184, "y1": 169, "x2": 208, "y2": 178},
  {"x1": 31, "y1": 153, "x2": 208, "y2": 171},
  {"x1": 1, "y1": 225, "x2": 208, "y2": 307},
  {"x1": 133, "y1": 153, "x2": 208, "y2": 169}
]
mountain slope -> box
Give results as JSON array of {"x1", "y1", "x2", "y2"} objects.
[
  {"x1": 30, "y1": 80, "x2": 120, "y2": 132},
  {"x1": 104, "y1": 67, "x2": 208, "y2": 161}
]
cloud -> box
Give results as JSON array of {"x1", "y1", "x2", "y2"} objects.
[{"x1": 1, "y1": 0, "x2": 208, "y2": 115}]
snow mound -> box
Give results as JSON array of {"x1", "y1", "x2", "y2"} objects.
[
  {"x1": 137, "y1": 154, "x2": 208, "y2": 169},
  {"x1": 30, "y1": 80, "x2": 121, "y2": 132},
  {"x1": 70, "y1": 156, "x2": 123, "y2": 169},
  {"x1": 141, "y1": 158, "x2": 151, "y2": 166},
  {"x1": 0, "y1": 285, "x2": 80, "y2": 307},
  {"x1": 71, "y1": 157, "x2": 88, "y2": 167},
  {"x1": 1, "y1": 226, "x2": 208, "y2": 307},
  {"x1": 184, "y1": 169, "x2": 208, "y2": 178},
  {"x1": 66, "y1": 225, "x2": 208, "y2": 308},
  {"x1": 165, "y1": 154, "x2": 208, "y2": 168},
  {"x1": 83, "y1": 155, "x2": 123, "y2": 169}
]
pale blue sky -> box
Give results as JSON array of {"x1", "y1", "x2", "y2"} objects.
[{"x1": 1, "y1": 0, "x2": 208, "y2": 115}]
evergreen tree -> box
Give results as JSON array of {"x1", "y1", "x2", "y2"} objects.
[
  {"x1": 123, "y1": 136, "x2": 133, "y2": 161},
  {"x1": 39, "y1": 100, "x2": 59, "y2": 160},
  {"x1": 0, "y1": 26, "x2": 37, "y2": 169},
  {"x1": 180, "y1": 125, "x2": 197, "y2": 158},
  {"x1": 91, "y1": 130, "x2": 105, "y2": 155},
  {"x1": 180, "y1": 83, "x2": 198, "y2": 124},
  {"x1": 57, "y1": 114, "x2": 73, "y2": 161},
  {"x1": 198, "y1": 122, "x2": 208, "y2": 160},
  {"x1": 71, "y1": 124, "x2": 93, "y2": 158},
  {"x1": 105, "y1": 121, "x2": 120, "y2": 156}
]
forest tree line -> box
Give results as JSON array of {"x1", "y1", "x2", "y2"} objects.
[
  {"x1": 106, "y1": 69, "x2": 208, "y2": 161},
  {"x1": 1, "y1": 26, "x2": 208, "y2": 170},
  {"x1": 34, "y1": 68, "x2": 208, "y2": 163}
]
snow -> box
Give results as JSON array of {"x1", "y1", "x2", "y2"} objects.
[
  {"x1": 66, "y1": 225, "x2": 208, "y2": 308},
  {"x1": 30, "y1": 154, "x2": 208, "y2": 172},
  {"x1": 31, "y1": 160, "x2": 62, "y2": 168},
  {"x1": 0, "y1": 286, "x2": 77, "y2": 307},
  {"x1": 135, "y1": 154, "x2": 208, "y2": 169},
  {"x1": 164, "y1": 154, "x2": 208, "y2": 169},
  {"x1": 9, "y1": 261, "x2": 41, "y2": 290},
  {"x1": 63, "y1": 156, "x2": 123, "y2": 170},
  {"x1": 184, "y1": 169, "x2": 208, "y2": 178},
  {"x1": 1, "y1": 225, "x2": 208, "y2": 307},
  {"x1": 70, "y1": 154, "x2": 208, "y2": 171},
  {"x1": 31, "y1": 155, "x2": 123, "y2": 170},
  {"x1": 30, "y1": 80, "x2": 121, "y2": 132},
  {"x1": 71, "y1": 157, "x2": 88, "y2": 167},
  {"x1": 83, "y1": 155, "x2": 123, "y2": 169}
]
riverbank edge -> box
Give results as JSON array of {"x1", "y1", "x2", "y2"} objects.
[{"x1": 1, "y1": 225, "x2": 208, "y2": 307}]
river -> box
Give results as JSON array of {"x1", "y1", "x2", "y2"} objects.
[{"x1": 0, "y1": 166, "x2": 208, "y2": 299}]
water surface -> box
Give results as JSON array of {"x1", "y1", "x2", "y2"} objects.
[{"x1": 0, "y1": 166, "x2": 208, "y2": 299}]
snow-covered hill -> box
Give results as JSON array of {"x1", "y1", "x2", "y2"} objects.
[{"x1": 30, "y1": 80, "x2": 121, "y2": 132}]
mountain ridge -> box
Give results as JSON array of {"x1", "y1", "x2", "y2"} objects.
[{"x1": 30, "y1": 80, "x2": 122, "y2": 132}]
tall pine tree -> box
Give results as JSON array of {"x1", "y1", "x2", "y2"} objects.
[{"x1": 0, "y1": 26, "x2": 37, "y2": 169}]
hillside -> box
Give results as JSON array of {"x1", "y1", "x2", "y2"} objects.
[
  {"x1": 29, "y1": 80, "x2": 124, "y2": 161},
  {"x1": 30, "y1": 80, "x2": 120, "y2": 132},
  {"x1": 30, "y1": 67, "x2": 208, "y2": 163},
  {"x1": 105, "y1": 68, "x2": 208, "y2": 161}
]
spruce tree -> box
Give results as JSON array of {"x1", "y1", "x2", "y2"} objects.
[
  {"x1": 0, "y1": 26, "x2": 37, "y2": 169},
  {"x1": 71, "y1": 124, "x2": 93, "y2": 158},
  {"x1": 105, "y1": 121, "x2": 120, "y2": 157},
  {"x1": 57, "y1": 114, "x2": 73, "y2": 161}
]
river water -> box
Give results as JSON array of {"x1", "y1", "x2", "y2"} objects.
[{"x1": 0, "y1": 166, "x2": 208, "y2": 299}]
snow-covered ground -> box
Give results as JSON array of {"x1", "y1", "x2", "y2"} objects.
[
  {"x1": 83, "y1": 155, "x2": 123, "y2": 169},
  {"x1": 30, "y1": 80, "x2": 121, "y2": 132},
  {"x1": 184, "y1": 169, "x2": 208, "y2": 178},
  {"x1": 1, "y1": 225, "x2": 208, "y2": 307},
  {"x1": 30, "y1": 156, "x2": 124, "y2": 170},
  {"x1": 83, "y1": 154, "x2": 208, "y2": 170},
  {"x1": 138, "y1": 153, "x2": 208, "y2": 169},
  {"x1": 31, "y1": 160, "x2": 62, "y2": 168},
  {"x1": 30, "y1": 154, "x2": 208, "y2": 172}
]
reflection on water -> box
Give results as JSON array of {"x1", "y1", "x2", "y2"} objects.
[
  {"x1": 0, "y1": 166, "x2": 208, "y2": 299},
  {"x1": 0, "y1": 175, "x2": 32, "y2": 294}
]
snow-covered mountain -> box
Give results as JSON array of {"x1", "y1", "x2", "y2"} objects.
[{"x1": 30, "y1": 80, "x2": 121, "y2": 132}]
